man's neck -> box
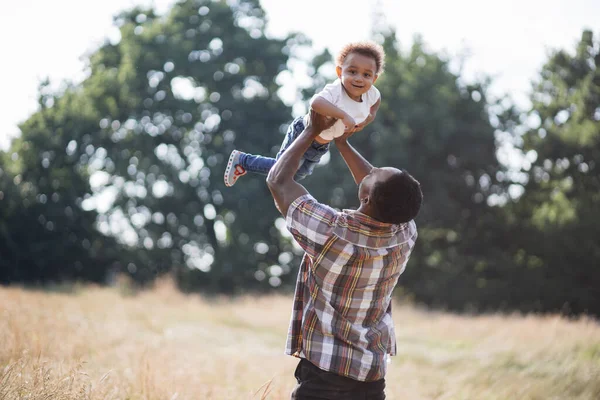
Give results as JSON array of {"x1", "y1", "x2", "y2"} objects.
[{"x1": 356, "y1": 204, "x2": 378, "y2": 220}]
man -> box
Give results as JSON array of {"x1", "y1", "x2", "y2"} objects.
[{"x1": 266, "y1": 110, "x2": 423, "y2": 400}]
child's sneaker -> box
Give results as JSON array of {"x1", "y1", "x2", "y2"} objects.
[{"x1": 224, "y1": 150, "x2": 246, "y2": 187}]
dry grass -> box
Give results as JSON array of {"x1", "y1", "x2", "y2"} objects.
[{"x1": 1, "y1": 278, "x2": 599, "y2": 400}]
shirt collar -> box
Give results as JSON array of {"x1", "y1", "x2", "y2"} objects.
[{"x1": 332, "y1": 209, "x2": 417, "y2": 249}]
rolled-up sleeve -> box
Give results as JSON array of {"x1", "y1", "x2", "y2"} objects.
[{"x1": 286, "y1": 194, "x2": 337, "y2": 258}]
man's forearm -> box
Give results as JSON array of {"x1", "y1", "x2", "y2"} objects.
[
  {"x1": 267, "y1": 127, "x2": 316, "y2": 186},
  {"x1": 335, "y1": 139, "x2": 374, "y2": 185},
  {"x1": 266, "y1": 110, "x2": 335, "y2": 216}
]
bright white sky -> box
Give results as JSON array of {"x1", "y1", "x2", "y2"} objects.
[{"x1": 0, "y1": 0, "x2": 598, "y2": 151}]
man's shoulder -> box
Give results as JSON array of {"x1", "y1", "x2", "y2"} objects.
[
  {"x1": 285, "y1": 195, "x2": 340, "y2": 249},
  {"x1": 288, "y1": 195, "x2": 339, "y2": 221}
]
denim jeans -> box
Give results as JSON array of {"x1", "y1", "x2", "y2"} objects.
[
  {"x1": 239, "y1": 117, "x2": 329, "y2": 181},
  {"x1": 290, "y1": 359, "x2": 386, "y2": 400}
]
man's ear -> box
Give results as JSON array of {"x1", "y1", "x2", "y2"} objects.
[{"x1": 336, "y1": 66, "x2": 342, "y2": 79}]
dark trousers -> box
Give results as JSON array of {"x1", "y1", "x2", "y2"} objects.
[{"x1": 291, "y1": 359, "x2": 386, "y2": 400}]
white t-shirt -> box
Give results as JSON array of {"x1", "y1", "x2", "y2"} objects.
[{"x1": 307, "y1": 79, "x2": 381, "y2": 141}]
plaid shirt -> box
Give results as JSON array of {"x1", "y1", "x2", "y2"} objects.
[{"x1": 285, "y1": 194, "x2": 418, "y2": 382}]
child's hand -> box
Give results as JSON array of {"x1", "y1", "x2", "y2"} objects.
[
  {"x1": 342, "y1": 113, "x2": 357, "y2": 132},
  {"x1": 353, "y1": 113, "x2": 376, "y2": 133}
]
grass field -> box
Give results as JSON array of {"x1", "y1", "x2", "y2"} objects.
[{"x1": 1, "y1": 279, "x2": 599, "y2": 400}]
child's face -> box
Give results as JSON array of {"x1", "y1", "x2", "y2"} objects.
[{"x1": 336, "y1": 52, "x2": 378, "y2": 101}]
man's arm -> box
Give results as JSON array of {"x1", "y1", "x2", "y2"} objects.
[
  {"x1": 334, "y1": 135, "x2": 374, "y2": 185},
  {"x1": 266, "y1": 110, "x2": 335, "y2": 216}
]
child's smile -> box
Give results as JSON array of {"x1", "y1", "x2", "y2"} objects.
[{"x1": 337, "y1": 53, "x2": 378, "y2": 102}]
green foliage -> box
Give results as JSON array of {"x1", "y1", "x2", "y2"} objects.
[
  {"x1": 504, "y1": 29, "x2": 600, "y2": 314},
  {"x1": 1, "y1": 0, "x2": 305, "y2": 291},
  {"x1": 0, "y1": 84, "x2": 123, "y2": 283}
]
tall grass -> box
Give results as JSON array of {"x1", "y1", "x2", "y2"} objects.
[{"x1": 1, "y1": 278, "x2": 599, "y2": 399}]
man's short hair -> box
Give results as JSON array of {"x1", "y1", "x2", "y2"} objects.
[
  {"x1": 336, "y1": 41, "x2": 386, "y2": 74},
  {"x1": 371, "y1": 170, "x2": 423, "y2": 224}
]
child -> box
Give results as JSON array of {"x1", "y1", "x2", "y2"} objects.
[{"x1": 224, "y1": 41, "x2": 384, "y2": 186}]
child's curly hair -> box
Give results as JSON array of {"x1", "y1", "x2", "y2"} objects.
[{"x1": 336, "y1": 41, "x2": 386, "y2": 74}]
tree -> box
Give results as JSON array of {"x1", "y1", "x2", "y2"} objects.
[
  {"x1": 507, "y1": 29, "x2": 600, "y2": 314},
  {"x1": 0, "y1": 83, "x2": 123, "y2": 284},
  {"x1": 4, "y1": 0, "x2": 307, "y2": 291}
]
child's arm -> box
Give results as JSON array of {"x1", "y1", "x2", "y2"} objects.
[
  {"x1": 354, "y1": 98, "x2": 381, "y2": 133},
  {"x1": 311, "y1": 96, "x2": 356, "y2": 132}
]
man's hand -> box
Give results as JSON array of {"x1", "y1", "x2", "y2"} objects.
[
  {"x1": 307, "y1": 108, "x2": 337, "y2": 134},
  {"x1": 334, "y1": 127, "x2": 357, "y2": 145},
  {"x1": 333, "y1": 122, "x2": 358, "y2": 146}
]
